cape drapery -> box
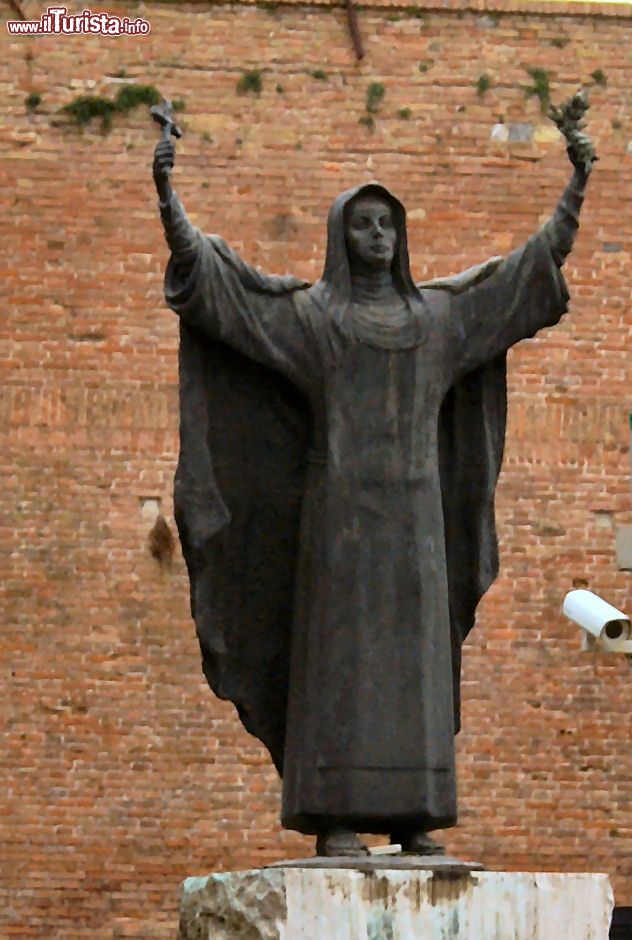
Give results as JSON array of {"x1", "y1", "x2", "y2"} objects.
[{"x1": 167, "y1": 185, "x2": 568, "y2": 776}]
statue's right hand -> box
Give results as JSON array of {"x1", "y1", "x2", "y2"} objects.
[{"x1": 153, "y1": 138, "x2": 175, "y2": 189}]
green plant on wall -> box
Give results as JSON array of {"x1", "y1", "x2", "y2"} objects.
[
  {"x1": 590, "y1": 69, "x2": 607, "y2": 87},
  {"x1": 113, "y1": 84, "x2": 161, "y2": 112},
  {"x1": 62, "y1": 83, "x2": 161, "y2": 130},
  {"x1": 310, "y1": 69, "x2": 328, "y2": 81},
  {"x1": 475, "y1": 74, "x2": 492, "y2": 97},
  {"x1": 237, "y1": 69, "x2": 263, "y2": 95},
  {"x1": 63, "y1": 95, "x2": 117, "y2": 130},
  {"x1": 359, "y1": 81, "x2": 386, "y2": 132},
  {"x1": 366, "y1": 82, "x2": 385, "y2": 114},
  {"x1": 522, "y1": 67, "x2": 551, "y2": 114},
  {"x1": 404, "y1": 5, "x2": 427, "y2": 19},
  {"x1": 25, "y1": 92, "x2": 42, "y2": 110}
]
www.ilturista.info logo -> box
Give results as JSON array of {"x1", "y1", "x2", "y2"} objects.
[{"x1": 7, "y1": 6, "x2": 151, "y2": 35}]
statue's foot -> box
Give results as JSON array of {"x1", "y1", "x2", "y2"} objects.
[
  {"x1": 315, "y1": 826, "x2": 369, "y2": 858},
  {"x1": 391, "y1": 829, "x2": 446, "y2": 856}
]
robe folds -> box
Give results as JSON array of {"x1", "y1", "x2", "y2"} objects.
[{"x1": 165, "y1": 184, "x2": 569, "y2": 834}]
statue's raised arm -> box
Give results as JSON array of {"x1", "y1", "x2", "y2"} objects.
[
  {"x1": 153, "y1": 133, "x2": 175, "y2": 204},
  {"x1": 151, "y1": 100, "x2": 201, "y2": 272},
  {"x1": 543, "y1": 90, "x2": 597, "y2": 267},
  {"x1": 435, "y1": 90, "x2": 597, "y2": 381},
  {"x1": 151, "y1": 99, "x2": 181, "y2": 202}
]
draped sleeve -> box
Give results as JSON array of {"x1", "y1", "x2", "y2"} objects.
[
  {"x1": 163, "y1": 222, "x2": 317, "y2": 772},
  {"x1": 444, "y1": 228, "x2": 570, "y2": 382},
  {"x1": 424, "y1": 230, "x2": 569, "y2": 731},
  {"x1": 164, "y1": 230, "x2": 316, "y2": 393}
]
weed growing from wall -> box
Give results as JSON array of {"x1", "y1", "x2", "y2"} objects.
[
  {"x1": 62, "y1": 83, "x2": 161, "y2": 130},
  {"x1": 522, "y1": 67, "x2": 551, "y2": 114},
  {"x1": 237, "y1": 70, "x2": 263, "y2": 95}
]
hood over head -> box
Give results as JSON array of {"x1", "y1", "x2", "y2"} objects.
[
  {"x1": 317, "y1": 182, "x2": 423, "y2": 333},
  {"x1": 323, "y1": 182, "x2": 419, "y2": 293}
]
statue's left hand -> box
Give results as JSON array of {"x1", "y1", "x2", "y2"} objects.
[{"x1": 548, "y1": 90, "x2": 598, "y2": 176}]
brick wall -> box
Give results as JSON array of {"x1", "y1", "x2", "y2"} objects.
[{"x1": 2, "y1": 0, "x2": 631, "y2": 935}]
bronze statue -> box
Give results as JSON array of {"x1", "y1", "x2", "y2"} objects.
[{"x1": 153, "y1": 94, "x2": 595, "y2": 858}]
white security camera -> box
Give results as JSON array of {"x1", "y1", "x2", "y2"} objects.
[{"x1": 562, "y1": 589, "x2": 632, "y2": 654}]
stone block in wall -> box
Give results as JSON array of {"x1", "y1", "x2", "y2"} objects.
[{"x1": 615, "y1": 525, "x2": 632, "y2": 571}]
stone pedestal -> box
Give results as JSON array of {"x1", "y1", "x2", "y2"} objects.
[{"x1": 178, "y1": 863, "x2": 614, "y2": 939}]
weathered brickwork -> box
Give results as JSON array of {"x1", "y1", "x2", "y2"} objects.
[{"x1": 2, "y1": 0, "x2": 631, "y2": 935}]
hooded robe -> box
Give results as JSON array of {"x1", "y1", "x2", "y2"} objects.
[{"x1": 165, "y1": 183, "x2": 569, "y2": 835}]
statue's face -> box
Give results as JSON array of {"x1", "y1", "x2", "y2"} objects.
[{"x1": 345, "y1": 195, "x2": 397, "y2": 270}]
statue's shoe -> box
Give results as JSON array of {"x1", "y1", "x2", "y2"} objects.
[
  {"x1": 391, "y1": 830, "x2": 446, "y2": 856},
  {"x1": 315, "y1": 827, "x2": 370, "y2": 857}
]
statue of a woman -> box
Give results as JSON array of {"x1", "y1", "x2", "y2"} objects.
[{"x1": 153, "y1": 95, "x2": 595, "y2": 858}]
